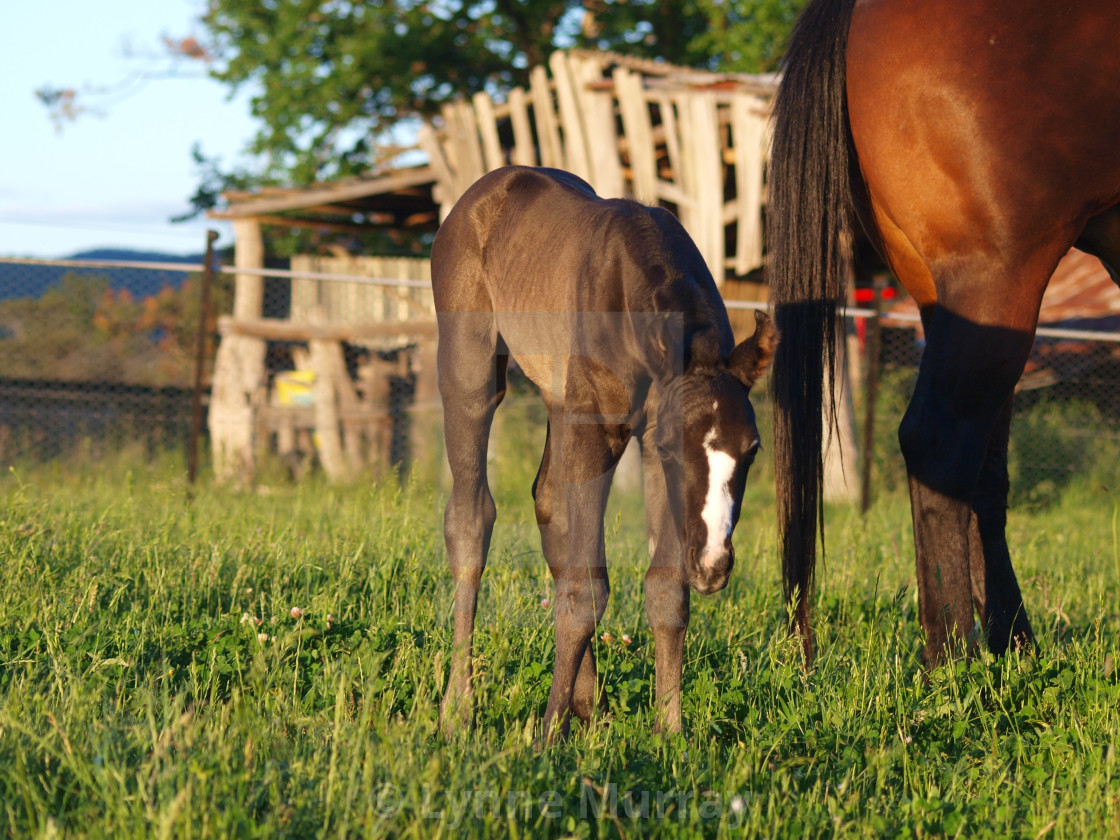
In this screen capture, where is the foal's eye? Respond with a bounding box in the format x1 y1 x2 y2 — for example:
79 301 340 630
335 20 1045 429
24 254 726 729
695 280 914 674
745 439 762 462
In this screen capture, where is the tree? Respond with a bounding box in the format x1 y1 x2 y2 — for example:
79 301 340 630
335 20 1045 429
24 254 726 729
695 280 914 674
198 1 805 192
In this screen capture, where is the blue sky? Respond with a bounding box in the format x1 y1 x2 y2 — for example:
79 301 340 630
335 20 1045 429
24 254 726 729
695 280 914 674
0 1 260 258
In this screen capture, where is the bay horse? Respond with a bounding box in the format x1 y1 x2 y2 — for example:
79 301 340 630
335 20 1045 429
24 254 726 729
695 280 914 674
433 166 777 739
770 0 1120 665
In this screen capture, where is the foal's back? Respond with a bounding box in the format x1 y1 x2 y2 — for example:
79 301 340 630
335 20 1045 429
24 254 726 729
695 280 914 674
432 166 712 317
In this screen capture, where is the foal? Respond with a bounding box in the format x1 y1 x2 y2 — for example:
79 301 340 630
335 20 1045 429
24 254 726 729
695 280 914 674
433 166 776 739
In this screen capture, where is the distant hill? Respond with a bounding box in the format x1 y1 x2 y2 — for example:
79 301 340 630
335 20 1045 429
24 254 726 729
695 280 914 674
69 248 205 264
0 248 206 302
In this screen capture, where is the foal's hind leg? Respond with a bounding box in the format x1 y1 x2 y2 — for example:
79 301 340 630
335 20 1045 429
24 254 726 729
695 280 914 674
438 316 508 735
966 397 1036 654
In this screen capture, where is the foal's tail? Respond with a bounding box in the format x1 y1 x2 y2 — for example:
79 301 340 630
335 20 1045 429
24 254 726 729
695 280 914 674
768 0 860 664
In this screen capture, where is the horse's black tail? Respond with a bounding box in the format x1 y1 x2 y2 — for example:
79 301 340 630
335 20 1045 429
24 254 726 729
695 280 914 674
768 0 859 665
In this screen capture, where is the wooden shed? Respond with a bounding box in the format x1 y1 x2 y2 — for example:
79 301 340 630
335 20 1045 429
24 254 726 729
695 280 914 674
207 50 778 484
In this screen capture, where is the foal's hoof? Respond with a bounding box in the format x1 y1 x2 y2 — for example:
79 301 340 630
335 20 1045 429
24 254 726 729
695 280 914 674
533 715 571 750
439 692 474 738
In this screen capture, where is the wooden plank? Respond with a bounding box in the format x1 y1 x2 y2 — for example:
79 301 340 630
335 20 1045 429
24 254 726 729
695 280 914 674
673 94 700 247
417 123 457 218
696 92 726 284
676 93 724 282
215 167 436 218
231 219 264 320
218 315 437 342
572 54 624 197
657 180 694 209
308 337 350 481
473 91 506 171
653 95 684 202
731 94 767 274
613 67 658 203
438 103 464 199
549 51 591 180
508 87 537 166
453 99 486 194
530 65 563 168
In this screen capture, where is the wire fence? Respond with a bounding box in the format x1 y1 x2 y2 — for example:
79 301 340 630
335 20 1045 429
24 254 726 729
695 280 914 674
0 248 1118 509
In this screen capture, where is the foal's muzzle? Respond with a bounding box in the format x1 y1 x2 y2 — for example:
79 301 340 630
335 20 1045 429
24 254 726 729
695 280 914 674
686 543 734 595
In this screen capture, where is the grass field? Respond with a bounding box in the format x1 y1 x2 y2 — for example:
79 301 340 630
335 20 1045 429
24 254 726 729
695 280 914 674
2 402 1119 838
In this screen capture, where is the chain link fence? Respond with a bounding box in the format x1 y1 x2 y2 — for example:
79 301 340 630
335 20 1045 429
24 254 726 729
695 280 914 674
0 249 1117 508
0 256 215 467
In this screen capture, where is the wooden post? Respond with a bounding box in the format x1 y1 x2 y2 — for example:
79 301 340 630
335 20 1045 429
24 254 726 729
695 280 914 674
208 218 266 485
507 87 537 167
676 93 724 283
572 54 624 198
410 337 441 480
308 335 351 482
530 65 564 169
613 68 658 203
549 51 591 181
731 94 767 275
418 122 457 219
473 91 505 172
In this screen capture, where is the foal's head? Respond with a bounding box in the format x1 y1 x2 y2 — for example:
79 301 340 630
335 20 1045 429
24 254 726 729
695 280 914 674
657 312 778 595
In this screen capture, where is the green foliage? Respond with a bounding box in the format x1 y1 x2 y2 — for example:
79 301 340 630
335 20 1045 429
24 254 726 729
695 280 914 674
688 0 811 72
1 427 1119 836
1009 397 1120 509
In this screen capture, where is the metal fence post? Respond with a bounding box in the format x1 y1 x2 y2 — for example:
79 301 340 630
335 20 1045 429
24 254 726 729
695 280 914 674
188 230 219 485
859 277 885 514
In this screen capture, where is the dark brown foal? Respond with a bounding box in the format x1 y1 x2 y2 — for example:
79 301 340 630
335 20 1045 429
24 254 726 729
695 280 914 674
433 166 776 739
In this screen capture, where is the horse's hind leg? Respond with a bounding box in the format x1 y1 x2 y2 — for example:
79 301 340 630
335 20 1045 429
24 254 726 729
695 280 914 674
438 314 508 735
966 397 1036 654
898 263 1047 665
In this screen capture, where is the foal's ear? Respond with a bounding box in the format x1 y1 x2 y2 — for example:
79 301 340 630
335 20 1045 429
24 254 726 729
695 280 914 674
728 311 779 388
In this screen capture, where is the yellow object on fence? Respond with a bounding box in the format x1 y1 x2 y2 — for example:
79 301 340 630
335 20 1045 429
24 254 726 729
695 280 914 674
274 370 316 407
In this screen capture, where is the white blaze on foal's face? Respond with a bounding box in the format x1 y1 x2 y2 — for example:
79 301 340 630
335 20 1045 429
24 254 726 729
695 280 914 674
700 424 736 570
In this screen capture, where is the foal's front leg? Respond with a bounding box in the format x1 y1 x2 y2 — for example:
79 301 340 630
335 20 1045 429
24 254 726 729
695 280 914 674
538 427 620 741
639 426 690 734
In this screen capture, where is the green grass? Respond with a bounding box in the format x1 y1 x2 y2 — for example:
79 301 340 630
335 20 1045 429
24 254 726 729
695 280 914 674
1 407 1119 838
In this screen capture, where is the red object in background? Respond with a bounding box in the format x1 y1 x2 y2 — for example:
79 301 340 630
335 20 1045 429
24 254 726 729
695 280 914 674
852 286 897 347
853 286 897 304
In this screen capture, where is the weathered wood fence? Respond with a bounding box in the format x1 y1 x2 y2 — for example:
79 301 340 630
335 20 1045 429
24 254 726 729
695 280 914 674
420 51 775 282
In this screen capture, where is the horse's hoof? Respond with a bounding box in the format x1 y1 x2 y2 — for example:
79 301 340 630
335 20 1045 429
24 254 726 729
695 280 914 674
438 693 473 738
